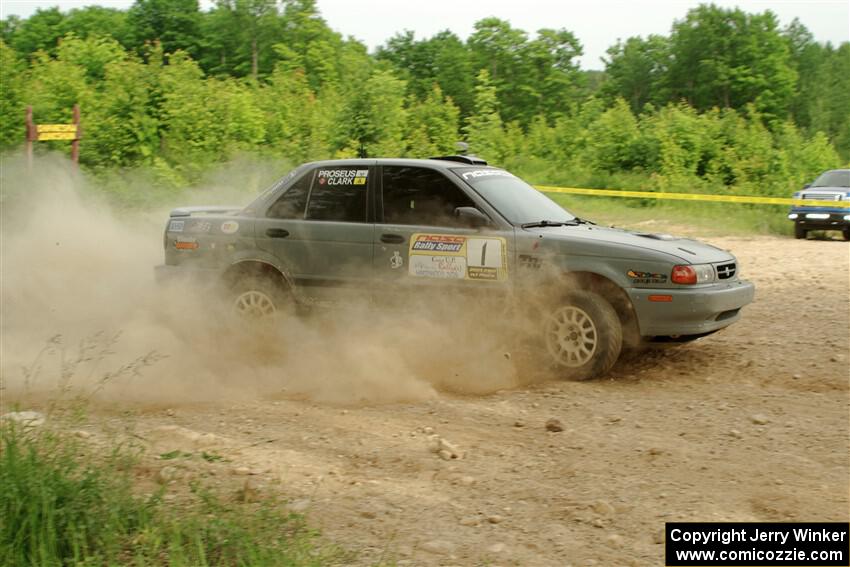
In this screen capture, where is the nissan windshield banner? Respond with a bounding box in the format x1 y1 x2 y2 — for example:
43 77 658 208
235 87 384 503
665 522 849 566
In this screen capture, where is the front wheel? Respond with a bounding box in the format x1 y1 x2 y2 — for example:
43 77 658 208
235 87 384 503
543 291 623 380
843 227 850 241
794 223 807 239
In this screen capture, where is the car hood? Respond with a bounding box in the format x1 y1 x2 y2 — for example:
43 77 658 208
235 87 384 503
525 224 734 264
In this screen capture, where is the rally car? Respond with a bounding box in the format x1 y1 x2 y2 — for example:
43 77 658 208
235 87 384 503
787 169 850 240
155 156 755 380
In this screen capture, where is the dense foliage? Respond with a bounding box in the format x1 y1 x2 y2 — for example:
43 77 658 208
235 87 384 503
1 0 846 196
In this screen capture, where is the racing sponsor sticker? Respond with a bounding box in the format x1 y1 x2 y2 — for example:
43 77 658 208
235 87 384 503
317 169 368 186
168 220 185 232
408 233 508 281
460 169 515 180
220 221 239 234
188 220 212 233
627 269 667 284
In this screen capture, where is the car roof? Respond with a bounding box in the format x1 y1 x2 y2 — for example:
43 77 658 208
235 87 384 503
300 157 496 170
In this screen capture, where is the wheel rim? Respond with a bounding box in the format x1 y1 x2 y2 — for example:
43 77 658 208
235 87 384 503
233 290 277 319
544 305 598 367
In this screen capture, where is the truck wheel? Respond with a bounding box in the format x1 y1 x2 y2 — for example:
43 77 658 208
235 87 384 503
794 223 807 239
843 228 850 241
543 291 623 380
231 276 290 321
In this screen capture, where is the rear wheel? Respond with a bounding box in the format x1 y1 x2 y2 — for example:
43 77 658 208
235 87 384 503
794 223 807 239
231 276 291 321
543 291 622 380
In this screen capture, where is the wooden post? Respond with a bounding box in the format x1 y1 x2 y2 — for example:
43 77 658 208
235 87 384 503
71 104 81 166
25 106 35 171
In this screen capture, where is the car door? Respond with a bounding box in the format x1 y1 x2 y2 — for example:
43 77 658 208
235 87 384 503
256 163 375 304
373 164 516 303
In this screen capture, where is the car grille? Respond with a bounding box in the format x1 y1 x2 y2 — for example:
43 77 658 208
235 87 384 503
802 192 842 201
716 262 736 280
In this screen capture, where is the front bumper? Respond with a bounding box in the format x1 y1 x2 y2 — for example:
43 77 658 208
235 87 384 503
628 279 755 337
788 211 849 230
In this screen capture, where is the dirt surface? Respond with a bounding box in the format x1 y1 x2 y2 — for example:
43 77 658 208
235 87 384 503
45 235 844 567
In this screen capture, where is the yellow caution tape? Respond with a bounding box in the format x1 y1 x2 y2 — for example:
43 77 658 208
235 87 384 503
535 185 850 209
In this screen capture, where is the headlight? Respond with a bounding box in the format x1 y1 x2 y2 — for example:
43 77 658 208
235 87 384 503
671 264 715 285
844 214 850 221
788 213 798 219
805 213 829 219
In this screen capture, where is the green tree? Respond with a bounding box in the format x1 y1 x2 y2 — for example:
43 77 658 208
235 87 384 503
468 18 532 124
0 40 25 149
81 55 161 168
464 69 504 162
404 85 460 157
55 34 126 82
127 0 202 57
667 5 797 120
583 98 642 172
58 6 132 47
201 0 281 80
602 35 670 113
5 7 65 56
337 68 407 157
524 28 584 118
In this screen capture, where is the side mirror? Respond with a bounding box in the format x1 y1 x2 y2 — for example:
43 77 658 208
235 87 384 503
454 206 490 228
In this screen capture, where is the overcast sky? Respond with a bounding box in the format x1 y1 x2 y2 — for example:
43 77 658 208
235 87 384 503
2 0 848 70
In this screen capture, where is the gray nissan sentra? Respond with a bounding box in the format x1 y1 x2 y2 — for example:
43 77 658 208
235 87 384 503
156 156 755 380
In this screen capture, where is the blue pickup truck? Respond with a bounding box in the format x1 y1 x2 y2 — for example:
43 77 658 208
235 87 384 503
787 169 850 240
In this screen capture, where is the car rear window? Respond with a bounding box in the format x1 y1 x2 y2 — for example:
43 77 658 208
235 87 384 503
305 167 369 223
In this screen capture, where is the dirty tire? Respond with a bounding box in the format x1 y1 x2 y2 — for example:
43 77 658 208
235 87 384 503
543 291 622 381
230 276 291 321
794 224 807 239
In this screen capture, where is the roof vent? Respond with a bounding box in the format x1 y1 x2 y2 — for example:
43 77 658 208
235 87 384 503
429 155 488 166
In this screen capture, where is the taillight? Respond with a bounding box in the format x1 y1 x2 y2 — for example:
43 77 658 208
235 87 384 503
671 265 697 284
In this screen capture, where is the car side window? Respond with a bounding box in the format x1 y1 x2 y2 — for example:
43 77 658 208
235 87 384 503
382 166 476 226
266 170 313 218
305 167 369 223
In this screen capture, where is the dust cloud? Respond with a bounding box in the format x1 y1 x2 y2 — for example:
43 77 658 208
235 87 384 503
1 154 524 409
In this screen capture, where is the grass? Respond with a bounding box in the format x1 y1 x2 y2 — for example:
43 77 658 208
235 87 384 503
0 420 341 566
2 331 342 566
546 193 795 237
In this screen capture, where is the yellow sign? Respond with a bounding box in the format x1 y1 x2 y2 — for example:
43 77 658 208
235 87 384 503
535 185 850 209
35 123 78 141
37 124 77 133
38 132 77 141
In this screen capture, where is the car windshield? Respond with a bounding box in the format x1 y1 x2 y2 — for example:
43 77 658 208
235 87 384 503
811 170 850 188
452 167 576 225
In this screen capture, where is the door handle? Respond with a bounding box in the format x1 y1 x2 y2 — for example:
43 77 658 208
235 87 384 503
265 228 290 238
380 233 405 244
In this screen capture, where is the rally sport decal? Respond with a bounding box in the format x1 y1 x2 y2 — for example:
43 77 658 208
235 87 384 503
408 234 508 281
